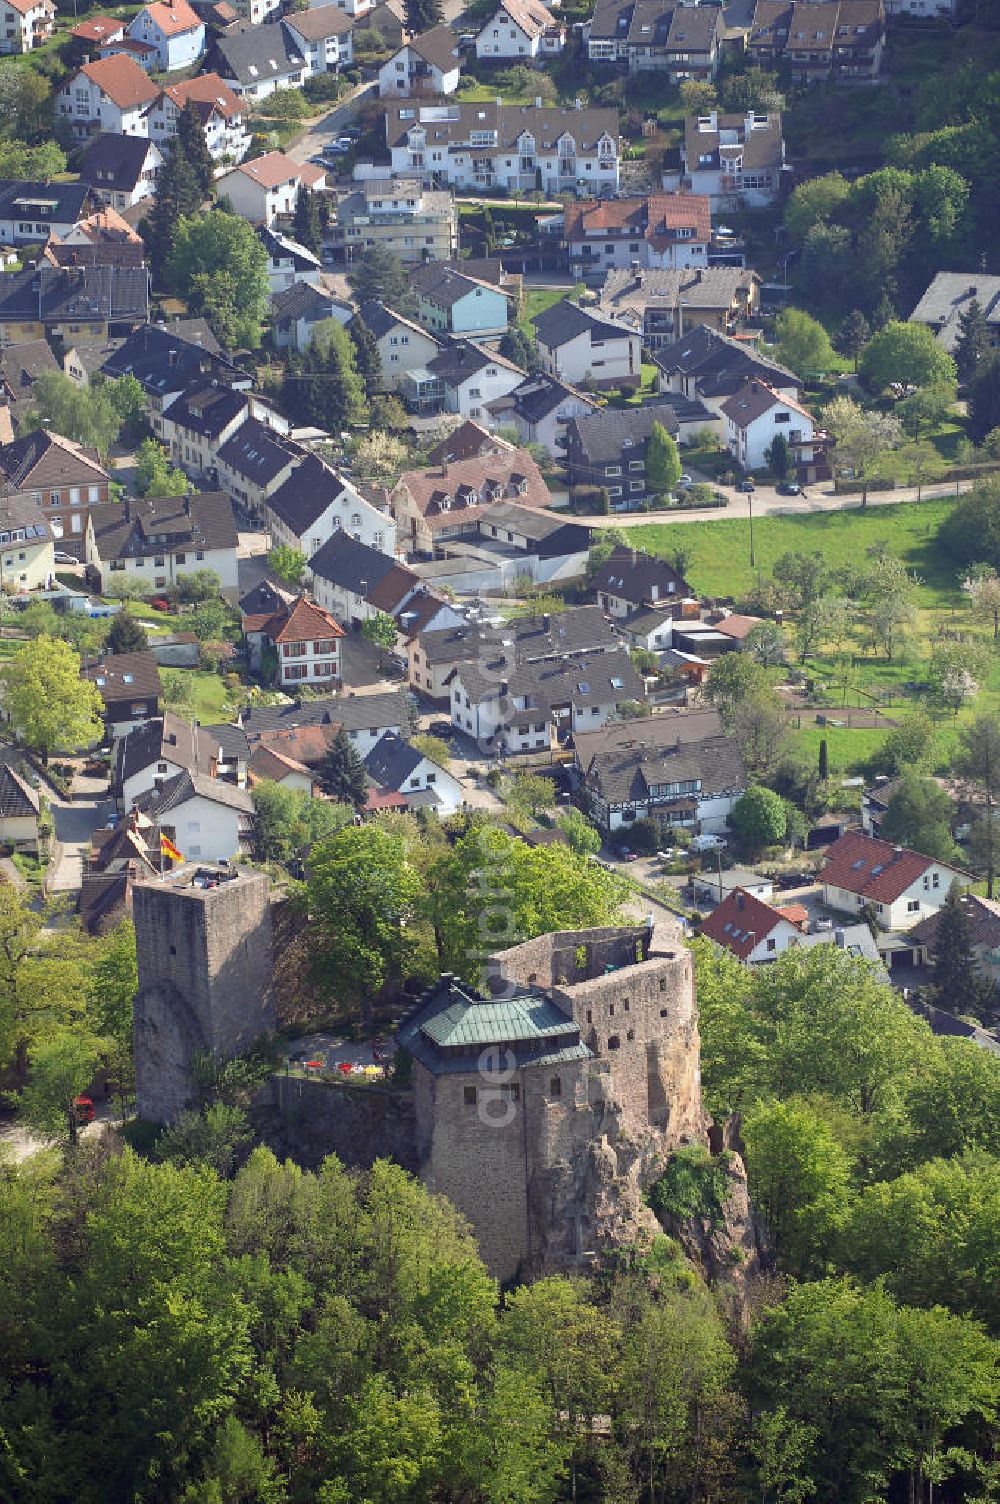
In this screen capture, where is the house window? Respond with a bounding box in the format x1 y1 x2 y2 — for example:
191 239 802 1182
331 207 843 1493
464 1085 477 1105
907 899 920 912
550 1076 561 1098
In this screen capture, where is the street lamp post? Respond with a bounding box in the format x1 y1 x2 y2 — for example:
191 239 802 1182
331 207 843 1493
748 488 755 570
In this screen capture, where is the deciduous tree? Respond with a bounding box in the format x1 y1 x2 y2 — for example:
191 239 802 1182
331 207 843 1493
823 395 902 504
880 771 959 863
859 320 957 392
1 636 103 759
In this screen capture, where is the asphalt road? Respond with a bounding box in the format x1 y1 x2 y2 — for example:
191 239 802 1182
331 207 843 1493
560 479 966 528
286 80 377 166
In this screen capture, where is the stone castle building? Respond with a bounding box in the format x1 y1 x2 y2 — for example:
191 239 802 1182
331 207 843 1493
398 919 706 1280
133 866 275 1125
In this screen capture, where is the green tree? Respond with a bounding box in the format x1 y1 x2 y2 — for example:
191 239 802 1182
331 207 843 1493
835 309 871 371
176 100 215 199
645 421 681 498
729 784 787 851
765 431 792 479
929 881 987 1016
772 307 836 376
505 772 554 817
499 324 541 374
134 438 189 499
360 611 397 668
704 651 771 720
17 1026 103 1144
167 211 270 349
349 315 383 397
1 636 103 758
405 0 442 32
818 737 829 779
267 545 306 586
292 183 322 256
823 394 902 504
785 171 851 243
896 380 956 438
282 320 367 432
743 1098 854 1276
145 136 204 274
347 241 414 311
967 349 1000 442
88 918 138 1106
954 296 991 384
954 715 1000 898
25 372 123 458
890 436 948 500
880 772 959 863
859 320 958 391
718 65 781 112
773 549 829 606
556 806 601 856
321 725 369 806
105 612 149 656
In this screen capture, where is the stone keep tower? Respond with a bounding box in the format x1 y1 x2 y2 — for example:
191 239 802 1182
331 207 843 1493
133 867 275 1125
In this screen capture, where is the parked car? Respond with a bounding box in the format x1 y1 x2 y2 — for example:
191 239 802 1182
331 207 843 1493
618 848 639 862
736 479 755 493
53 551 78 565
150 596 171 612
679 472 693 485
428 720 453 737
776 480 801 495
691 833 727 852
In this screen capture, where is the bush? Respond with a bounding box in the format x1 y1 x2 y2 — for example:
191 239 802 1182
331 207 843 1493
648 1145 732 1230
302 74 343 104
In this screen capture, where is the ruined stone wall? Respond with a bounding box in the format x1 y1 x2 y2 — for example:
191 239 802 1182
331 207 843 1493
257 1074 418 1173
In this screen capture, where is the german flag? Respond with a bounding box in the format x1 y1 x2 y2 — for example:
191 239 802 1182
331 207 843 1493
160 833 183 864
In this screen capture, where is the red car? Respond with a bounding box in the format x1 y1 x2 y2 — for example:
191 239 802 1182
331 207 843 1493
72 1096 95 1125
150 596 171 612
619 849 639 862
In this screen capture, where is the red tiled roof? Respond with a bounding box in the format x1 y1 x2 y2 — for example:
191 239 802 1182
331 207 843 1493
364 786 408 812
233 151 302 190
776 903 809 928
71 14 123 40
248 743 314 783
162 72 242 121
818 830 967 905
564 193 711 246
257 724 338 767
271 596 343 645
139 0 201 35
701 887 786 960
80 54 161 108
714 613 762 641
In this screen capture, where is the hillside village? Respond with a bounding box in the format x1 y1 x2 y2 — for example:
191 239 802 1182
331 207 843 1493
2 0 1000 1496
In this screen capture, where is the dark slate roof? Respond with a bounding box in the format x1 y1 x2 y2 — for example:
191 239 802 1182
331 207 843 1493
0 763 38 819
654 323 797 394
354 299 432 343
162 381 248 440
216 417 300 486
0 264 149 328
410 261 501 309
0 180 90 227
584 731 746 806
478 499 587 544
532 299 632 350
239 688 404 739
258 224 321 272
307 530 399 595
592 544 691 603
271 281 339 324
81 649 162 707
453 646 643 716
420 603 620 666
567 403 680 464
397 975 590 1074
89 491 238 564
101 322 246 396
267 453 354 535
203 722 250 761
209 19 306 85
0 339 59 393
80 132 159 194
364 731 446 790
503 373 594 424
133 767 253 817
426 339 524 386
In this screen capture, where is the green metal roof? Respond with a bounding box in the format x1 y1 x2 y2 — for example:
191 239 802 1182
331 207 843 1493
419 991 579 1049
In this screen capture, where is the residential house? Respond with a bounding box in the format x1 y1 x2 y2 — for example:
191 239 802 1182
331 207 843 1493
365 731 464 813
0 181 91 248
425 417 512 465
654 323 799 420
818 830 973 931
69 14 125 48
82 649 163 739
485 372 598 457
409 339 525 418
532 300 640 390
260 225 323 292
562 404 690 507
58 55 161 139
79 133 162 211
0 262 149 347
0 0 53 53
0 492 57 590
265 452 396 557
0 429 109 552
587 0 724 78
245 591 344 689
0 762 40 850
410 262 510 339
46 204 143 256
283 4 354 72
378 25 462 97
0 339 59 428
146 73 251 163
272 282 350 351
247 742 317 793
910 273 1000 355
413 602 621 703
240 688 407 758
384 101 620 197
159 381 251 479
126 0 205 70
702 887 882 967
101 322 250 438
599 265 760 348
390 443 551 558
475 0 564 58
86 490 240 591
307 530 418 625
208 21 308 100
79 809 158 934
215 152 324 227
667 110 785 211
330 179 458 266
747 0 884 79
239 577 295 667
449 646 643 753
592 545 692 617
578 713 746 833
113 710 245 807
562 193 712 276
214 417 302 518
352 301 442 390
885 0 955 15
418 500 591 592
720 378 818 475
356 0 405 46
910 894 1000 981
132 769 253 861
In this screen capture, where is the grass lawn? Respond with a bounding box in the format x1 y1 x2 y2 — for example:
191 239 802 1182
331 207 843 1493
523 284 581 322
623 496 962 610
167 671 229 724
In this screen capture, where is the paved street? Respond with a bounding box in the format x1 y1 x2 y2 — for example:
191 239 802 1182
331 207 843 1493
560 478 966 529
47 770 113 896
286 80 377 166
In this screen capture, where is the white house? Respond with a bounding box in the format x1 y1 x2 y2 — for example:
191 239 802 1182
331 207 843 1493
364 732 465 814
58 55 161 139
0 0 54 54
720 379 817 473
265 452 396 557
253 593 345 690
78 133 164 213
353 301 441 391
248 742 316 793
283 5 354 72
147 74 251 163
133 769 253 862
114 712 224 808
126 0 204 70
378 25 461 97
86 492 240 593
475 0 565 59
215 152 324 226
421 340 526 420
819 831 974 932
0 763 39 850
484 373 598 456
532 299 641 391
702 887 883 969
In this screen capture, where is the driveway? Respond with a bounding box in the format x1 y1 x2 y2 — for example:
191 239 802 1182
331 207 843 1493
47 769 113 896
286 79 377 166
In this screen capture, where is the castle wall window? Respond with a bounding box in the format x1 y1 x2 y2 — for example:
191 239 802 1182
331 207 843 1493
550 1076 561 1098
608 1035 620 1050
464 1085 477 1105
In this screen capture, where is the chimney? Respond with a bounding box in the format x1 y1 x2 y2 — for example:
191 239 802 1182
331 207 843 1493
893 845 903 860
500 679 508 695
695 269 703 282
183 495 190 517
122 496 130 522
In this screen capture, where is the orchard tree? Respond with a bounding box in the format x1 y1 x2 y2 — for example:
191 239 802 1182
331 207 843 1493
2 636 103 759
963 563 1000 639
954 715 1000 897
859 320 957 392
823 395 902 504
645 420 681 498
